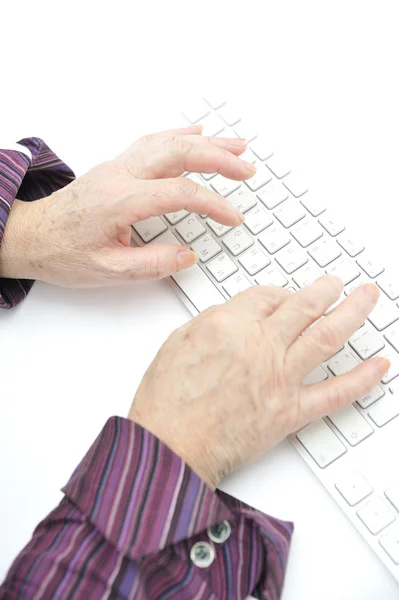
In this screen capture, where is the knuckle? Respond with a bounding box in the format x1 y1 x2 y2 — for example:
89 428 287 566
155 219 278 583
143 252 165 280
314 319 342 353
296 294 322 322
201 307 232 333
326 381 348 412
175 176 198 198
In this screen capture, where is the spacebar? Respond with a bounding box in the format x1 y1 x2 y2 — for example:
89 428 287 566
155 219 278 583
172 265 225 312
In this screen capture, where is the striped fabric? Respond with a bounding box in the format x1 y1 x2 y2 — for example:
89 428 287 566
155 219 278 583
0 139 74 308
0 418 293 599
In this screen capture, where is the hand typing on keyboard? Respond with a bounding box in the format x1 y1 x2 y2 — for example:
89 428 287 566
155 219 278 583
0 125 254 287
129 276 388 489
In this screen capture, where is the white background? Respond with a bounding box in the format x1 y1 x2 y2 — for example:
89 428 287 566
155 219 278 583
1 1 399 598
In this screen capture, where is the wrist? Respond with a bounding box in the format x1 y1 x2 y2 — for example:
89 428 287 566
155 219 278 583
0 198 48 280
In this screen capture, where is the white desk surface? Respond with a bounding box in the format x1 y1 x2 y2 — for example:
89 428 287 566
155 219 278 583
2 1 399 598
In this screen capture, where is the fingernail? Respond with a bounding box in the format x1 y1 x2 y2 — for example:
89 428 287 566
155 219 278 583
235 209 245 223
243 160 256 174
227 138 248 148
176 249 198 271
376 357 390 376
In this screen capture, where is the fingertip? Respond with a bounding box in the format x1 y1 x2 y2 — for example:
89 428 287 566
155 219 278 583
176 248 198 271
374 356 391 377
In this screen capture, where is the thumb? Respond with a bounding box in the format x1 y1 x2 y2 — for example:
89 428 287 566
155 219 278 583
119 244 198 280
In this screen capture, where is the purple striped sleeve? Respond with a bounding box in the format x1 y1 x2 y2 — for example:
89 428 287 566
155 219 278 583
0 138 74 309
0 417 293 599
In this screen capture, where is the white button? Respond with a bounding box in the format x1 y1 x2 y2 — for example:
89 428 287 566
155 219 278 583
228 188 257 213
223 227 253 256
133 217 167 242
244 165 273 192
207 253 238 282
239 246 270 276
258 224 291 254
207 520 232 544
296 419 347 468
244 206 273 235
257 181 288 209
223 272 252 297
303 366 328 385
385 483 399 512
380 524 399 564
255 265 288 288
357 385 384 409
190 541 216 568
357 497 396 535
335 471 373 506
175 215 206 243
328 404 373 446
211 174 241 197
191 234 221 263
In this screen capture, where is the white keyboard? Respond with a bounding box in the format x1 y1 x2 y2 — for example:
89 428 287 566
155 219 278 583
130 97 399 583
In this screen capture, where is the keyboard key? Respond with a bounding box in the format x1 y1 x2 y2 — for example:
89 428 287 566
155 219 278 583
172 264 225 312
380 525 399 564
357 253 384 278
337 233 365 257
377 273 399 301
257 181 289 209
308 238 342 267
149 230 182 248
249 136 274 161
176 215 206 243
258 224 291 254
255 265 288 288
233 119 257 142
211 175 241 197
244 165 273 192
300 193 326 217
164 209 190 225
182 99 210 123
385 484 399 512
303 365 328 385
369 393 399 426
133 216 167 242
293 263 323 288
203 95 225 110
228 188 257 213
223 272 252 297
291 218 324 248
357 385 385 409
275 244 308 274
357 497 395 535
266 155 291 179
335 471 373 506
325 258 360 286
384 323 399 353
319 212 345 237
274 200 306 228
223 228 253 256
191 234 221 262
349 328 385 359
217 104 241 126
327 350 358 376
328 405 373 446
207 253 238 282
368 299 399 331
201 172 217 181
296 419 347 468
206 219 233 237
239 246 271 276
199 112 225 137
244 207 273 235
282 172 308 198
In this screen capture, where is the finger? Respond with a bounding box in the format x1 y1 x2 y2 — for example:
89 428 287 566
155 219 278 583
108 244 198 281
287 283 380 376
269 275 344 346
299 356 389 422
227 285 293 318
127 177 244 226
159 125 203 136
125 135 255 180
177 134 248 156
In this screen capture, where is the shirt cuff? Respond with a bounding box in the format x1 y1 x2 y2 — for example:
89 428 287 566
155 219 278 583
63 416 293 598
0 137 75 309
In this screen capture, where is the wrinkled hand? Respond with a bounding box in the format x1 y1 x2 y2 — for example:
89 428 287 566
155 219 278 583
129 277 389 489
0 125 254 286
